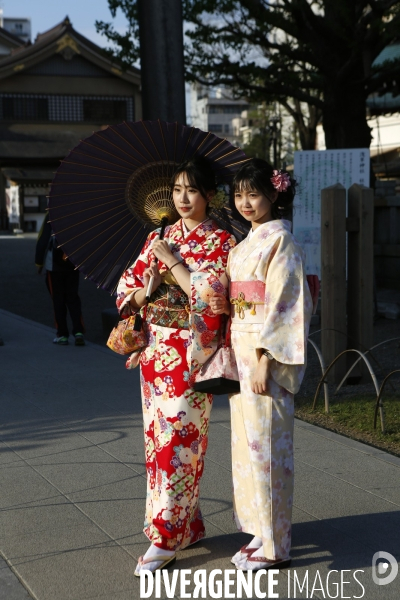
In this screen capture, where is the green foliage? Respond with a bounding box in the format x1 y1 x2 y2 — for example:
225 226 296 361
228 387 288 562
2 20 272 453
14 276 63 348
95 0 140 66
240 104 273 160
243 133 271 161
96 1 400 148
296 393 400 455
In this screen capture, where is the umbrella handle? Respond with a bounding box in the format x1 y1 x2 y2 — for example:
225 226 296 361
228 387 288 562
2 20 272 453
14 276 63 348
145 276 155 302
145 216 169 302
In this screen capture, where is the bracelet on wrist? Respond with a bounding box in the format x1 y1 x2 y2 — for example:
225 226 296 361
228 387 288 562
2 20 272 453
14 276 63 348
261 349 274 360
169 260 182 271
128 289 140 309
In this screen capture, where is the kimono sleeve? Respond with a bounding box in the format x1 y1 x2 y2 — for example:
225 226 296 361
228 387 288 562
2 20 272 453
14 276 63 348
116 231 156 318
189 231 235 372
257 234 312 366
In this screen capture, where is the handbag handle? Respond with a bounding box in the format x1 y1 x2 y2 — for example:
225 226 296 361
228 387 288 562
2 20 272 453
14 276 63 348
218 314 232 348
118 289 148 323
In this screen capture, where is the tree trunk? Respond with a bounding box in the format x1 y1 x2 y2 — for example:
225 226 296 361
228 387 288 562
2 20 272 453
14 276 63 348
297 120 317 151
283 100 321 151
322 84 372 149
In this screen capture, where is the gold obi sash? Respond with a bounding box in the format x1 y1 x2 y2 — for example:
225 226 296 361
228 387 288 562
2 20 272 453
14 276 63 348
230 281 265 324
146 284 190 329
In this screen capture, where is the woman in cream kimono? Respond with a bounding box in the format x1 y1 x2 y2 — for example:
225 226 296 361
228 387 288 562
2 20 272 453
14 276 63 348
116 158 236 576
210 158 313 571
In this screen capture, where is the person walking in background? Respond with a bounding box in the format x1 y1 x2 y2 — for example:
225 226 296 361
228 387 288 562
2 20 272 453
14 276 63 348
35 212 85 346
210 158 313 571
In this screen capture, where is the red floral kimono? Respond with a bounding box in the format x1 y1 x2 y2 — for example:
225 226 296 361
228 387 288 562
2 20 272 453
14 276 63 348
116 218 235 550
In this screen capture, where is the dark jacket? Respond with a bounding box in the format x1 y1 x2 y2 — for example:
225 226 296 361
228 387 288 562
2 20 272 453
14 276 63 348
35 212 75 272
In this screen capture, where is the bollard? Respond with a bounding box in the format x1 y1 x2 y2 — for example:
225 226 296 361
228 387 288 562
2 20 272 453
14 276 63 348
347 184 374 382
321 183 347 383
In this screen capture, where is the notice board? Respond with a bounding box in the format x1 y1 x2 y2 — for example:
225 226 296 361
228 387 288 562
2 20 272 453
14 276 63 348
293 149 370 277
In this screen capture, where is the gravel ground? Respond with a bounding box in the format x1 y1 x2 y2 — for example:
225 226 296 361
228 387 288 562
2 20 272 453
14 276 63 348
1 231 400 396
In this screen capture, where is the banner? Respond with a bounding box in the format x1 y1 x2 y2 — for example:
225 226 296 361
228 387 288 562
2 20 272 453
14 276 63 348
6 185 20 224
293 149 370 277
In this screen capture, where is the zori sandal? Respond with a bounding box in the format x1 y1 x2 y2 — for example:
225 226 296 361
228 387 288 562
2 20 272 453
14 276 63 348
236 555 292 572
134 553 176 577
231 544 258 565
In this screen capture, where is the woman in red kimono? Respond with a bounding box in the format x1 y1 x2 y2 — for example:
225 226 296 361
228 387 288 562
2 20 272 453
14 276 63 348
116 158 236 575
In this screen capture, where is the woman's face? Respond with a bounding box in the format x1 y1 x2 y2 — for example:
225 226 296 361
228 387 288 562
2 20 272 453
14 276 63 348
172 173 210 224
234 185 277 229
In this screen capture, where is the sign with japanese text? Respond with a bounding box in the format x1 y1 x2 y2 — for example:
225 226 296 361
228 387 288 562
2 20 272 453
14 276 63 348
293 149 370 277
24 196 39 208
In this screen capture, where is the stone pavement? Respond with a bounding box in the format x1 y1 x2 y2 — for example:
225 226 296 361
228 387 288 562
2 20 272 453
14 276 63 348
0 308 399 600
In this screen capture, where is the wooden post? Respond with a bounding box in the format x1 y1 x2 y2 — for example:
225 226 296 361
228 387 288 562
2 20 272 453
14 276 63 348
321 184 347 383
347 184 374 381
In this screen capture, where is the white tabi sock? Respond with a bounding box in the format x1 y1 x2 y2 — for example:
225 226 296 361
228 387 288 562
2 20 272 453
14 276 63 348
135 543 175 575
247 536 263 549
144 544 175 560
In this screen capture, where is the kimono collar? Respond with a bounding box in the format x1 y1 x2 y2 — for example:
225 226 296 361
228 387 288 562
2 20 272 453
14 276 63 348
247 219 291 242
181 217 210 239
173 217 213 241
235 219 291 266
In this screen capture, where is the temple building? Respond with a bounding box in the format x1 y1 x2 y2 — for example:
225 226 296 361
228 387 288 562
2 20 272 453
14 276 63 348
0 16 141 232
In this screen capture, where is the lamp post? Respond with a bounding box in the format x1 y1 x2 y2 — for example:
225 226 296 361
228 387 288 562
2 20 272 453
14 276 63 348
269 116 280 167
137 0 186 124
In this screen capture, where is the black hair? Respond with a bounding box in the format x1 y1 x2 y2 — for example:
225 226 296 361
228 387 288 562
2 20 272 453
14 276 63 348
233 158 296 220
170 157 217 204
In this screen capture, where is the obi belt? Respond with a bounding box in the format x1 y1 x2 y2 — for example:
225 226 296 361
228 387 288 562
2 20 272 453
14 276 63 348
230 276 320 325
230 281 266 324
145 284 190 329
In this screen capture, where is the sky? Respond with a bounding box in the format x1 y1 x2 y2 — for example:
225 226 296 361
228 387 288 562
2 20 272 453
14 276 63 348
1 0 128 47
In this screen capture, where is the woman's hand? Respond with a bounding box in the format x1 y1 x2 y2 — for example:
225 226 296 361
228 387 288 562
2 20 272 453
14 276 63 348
209 292 230 315
143 262 162 292
251 354 271 395
152 238 175 267
128 261 161 309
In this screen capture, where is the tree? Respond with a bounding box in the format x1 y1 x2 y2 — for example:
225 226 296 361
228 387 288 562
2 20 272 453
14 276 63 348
237 103 274 161
96 1 140 67
96 0 400 149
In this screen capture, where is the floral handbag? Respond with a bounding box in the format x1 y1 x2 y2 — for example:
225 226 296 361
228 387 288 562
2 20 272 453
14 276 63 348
193 317 240 395
107 313 147 356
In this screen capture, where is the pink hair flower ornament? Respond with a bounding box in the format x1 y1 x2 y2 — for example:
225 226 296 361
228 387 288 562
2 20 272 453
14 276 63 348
270 169 291 192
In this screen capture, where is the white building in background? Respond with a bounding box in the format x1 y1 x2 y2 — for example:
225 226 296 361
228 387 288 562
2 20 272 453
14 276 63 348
316 113 400 157
232 104 297 166
189 84 249 144
367 113 400 158
0 10 31 44
189 84 298 165
232 110 255 145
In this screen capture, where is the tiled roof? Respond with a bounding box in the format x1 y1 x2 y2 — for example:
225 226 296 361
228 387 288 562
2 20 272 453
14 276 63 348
1 167 55 184
373 43 400 67
0 124 98 160
0 16 140 82
0 25 26 47
367 92 400 112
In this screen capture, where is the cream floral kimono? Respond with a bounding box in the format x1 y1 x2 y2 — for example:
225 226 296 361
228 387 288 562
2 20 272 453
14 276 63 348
227 219 312 561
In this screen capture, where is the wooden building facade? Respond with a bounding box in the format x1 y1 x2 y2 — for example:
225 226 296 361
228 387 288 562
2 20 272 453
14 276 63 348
0 17 141 232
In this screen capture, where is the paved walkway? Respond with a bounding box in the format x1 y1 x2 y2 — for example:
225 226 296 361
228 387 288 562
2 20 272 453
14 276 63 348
0 308 399 600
